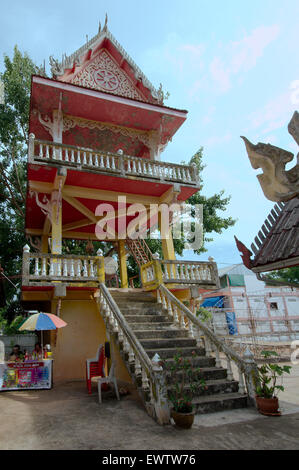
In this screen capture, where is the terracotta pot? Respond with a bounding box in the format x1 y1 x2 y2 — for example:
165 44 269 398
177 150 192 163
256 396 280 415
171 410 195 429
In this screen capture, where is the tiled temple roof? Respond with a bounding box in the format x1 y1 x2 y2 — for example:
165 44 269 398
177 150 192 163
235 198 299 272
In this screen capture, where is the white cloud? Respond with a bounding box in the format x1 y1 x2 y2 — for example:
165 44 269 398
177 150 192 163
178 44 205 59
248 90 297 135
141 24 280 100
208 25 280 93
230 25 280 74
141 33 205 82
202 105 216 124
204 132 232 148
209 57 231 93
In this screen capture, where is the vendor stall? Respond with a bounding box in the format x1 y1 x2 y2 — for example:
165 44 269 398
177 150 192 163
0 359 53 391
0 311 65 392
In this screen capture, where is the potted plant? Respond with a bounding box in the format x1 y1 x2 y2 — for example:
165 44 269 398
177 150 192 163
255 350 292 416
163 350 206 429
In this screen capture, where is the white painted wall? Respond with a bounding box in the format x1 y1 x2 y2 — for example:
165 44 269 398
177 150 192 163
232 296 248 318
286 297 299 315
248 296 268 319
267 297 285 317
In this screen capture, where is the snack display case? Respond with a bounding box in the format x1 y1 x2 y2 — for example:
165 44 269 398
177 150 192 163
0 359 53 391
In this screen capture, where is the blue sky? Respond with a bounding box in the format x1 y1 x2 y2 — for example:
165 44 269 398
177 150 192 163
1 0 298 268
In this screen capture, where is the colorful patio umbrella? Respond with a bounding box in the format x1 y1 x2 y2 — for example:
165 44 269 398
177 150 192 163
18 312 67 352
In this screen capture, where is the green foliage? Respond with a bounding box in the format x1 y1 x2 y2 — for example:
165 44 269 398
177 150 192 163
0 305 26 334
1 299 25 324
196 306 212 323
256 350 292 399
0 46 38 316
62 238 108 256
265 267 299 285
184 148 236 254
2 314 25 335
163 350 206 413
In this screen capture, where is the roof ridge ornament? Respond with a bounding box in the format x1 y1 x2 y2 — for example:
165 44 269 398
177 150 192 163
49 16 161 103
98 13 108 35
241 111 299 202
103 13 108 33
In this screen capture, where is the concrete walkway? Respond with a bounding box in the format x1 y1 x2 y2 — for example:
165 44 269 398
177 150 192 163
0 374 299 450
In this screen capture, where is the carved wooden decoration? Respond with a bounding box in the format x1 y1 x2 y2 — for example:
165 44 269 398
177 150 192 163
234 236 253 269
241 111 299 202
72 50 144 101
49 17 163 104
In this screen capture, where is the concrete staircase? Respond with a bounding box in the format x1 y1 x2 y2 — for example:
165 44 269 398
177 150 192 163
110 289 248 414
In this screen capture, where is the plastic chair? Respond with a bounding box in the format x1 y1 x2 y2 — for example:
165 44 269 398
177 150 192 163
94 361 120 403
86 344 106 394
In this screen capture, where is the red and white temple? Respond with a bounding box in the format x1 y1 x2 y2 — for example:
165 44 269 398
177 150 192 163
19 20 244 424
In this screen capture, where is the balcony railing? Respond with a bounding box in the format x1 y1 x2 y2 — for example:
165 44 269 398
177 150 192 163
28 134 199 186
140 259 220 290
22 247 105 286
160 260 218 285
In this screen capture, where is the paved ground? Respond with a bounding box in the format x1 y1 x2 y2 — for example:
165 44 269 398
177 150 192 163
1 364 299 450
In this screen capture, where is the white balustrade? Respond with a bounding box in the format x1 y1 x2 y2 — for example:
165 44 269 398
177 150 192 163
31 137 199 186
226 357 234 381
238 367 246 394
157 284 259 406
160 261 217 286
97 283 170 425
134 358 142 376
141 369 150 390
23 251 102 284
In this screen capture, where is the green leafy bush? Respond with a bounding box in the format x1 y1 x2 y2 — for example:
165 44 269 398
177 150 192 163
196 306 212 323
256 350 292 399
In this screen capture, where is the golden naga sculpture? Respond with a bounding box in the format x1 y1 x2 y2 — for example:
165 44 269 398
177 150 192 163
241 111 299 202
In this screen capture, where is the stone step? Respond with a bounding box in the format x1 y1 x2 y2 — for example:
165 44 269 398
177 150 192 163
110 289 248 417
165 367 227 384
129 322 174 330
192 392 248 414
145 346 206 360
163 355 215 367
140 337 197 350
167 379 239 397
111 292 156 303
134 328 189 340
125 315 170 323
116 304 164 314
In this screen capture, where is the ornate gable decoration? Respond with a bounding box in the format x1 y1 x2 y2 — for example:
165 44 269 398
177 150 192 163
49 16 165 105
72 50 144 101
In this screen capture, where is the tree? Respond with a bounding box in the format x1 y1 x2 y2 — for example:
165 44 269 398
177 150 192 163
266 267 299 285
0 46 39 319
184 148 235 255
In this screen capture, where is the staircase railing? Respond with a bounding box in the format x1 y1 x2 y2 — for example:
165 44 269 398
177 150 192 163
97 283 170 424
157 284 259 406
126 238 153 267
